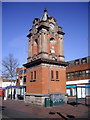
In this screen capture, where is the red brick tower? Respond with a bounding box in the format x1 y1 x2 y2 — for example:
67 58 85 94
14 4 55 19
24 9 68 106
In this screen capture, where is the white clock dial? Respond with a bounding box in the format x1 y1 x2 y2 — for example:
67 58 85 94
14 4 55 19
49 23 54 29
34 28 37 34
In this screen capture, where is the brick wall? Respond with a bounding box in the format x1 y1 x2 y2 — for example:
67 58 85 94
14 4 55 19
66 63 90 81
26 65 66 94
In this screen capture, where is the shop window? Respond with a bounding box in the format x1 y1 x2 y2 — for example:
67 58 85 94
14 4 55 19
66 89 71 96
56 71 58 80
70 88 73 96
51 70 54 80
72 88 76 96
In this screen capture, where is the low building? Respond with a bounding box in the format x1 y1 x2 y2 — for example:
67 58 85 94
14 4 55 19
15 67 26 100
0 73 26 100
66 56 90 99
0 76 16 99
16 56 90 100
0 76 16 88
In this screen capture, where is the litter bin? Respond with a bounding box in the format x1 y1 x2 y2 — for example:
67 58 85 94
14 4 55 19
45 98 50 107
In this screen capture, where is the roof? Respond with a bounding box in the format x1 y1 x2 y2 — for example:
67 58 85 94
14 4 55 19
66 56 90 63
0 76 16 82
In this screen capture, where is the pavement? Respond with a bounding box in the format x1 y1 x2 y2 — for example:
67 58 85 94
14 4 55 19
1 99 90 119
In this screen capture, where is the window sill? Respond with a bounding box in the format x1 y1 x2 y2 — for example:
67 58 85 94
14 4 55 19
51 79 59 81
51 79 55 81
30 79 36 82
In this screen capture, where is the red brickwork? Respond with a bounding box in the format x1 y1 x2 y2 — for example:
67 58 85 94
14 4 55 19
67 63 90 72
26 66 66 94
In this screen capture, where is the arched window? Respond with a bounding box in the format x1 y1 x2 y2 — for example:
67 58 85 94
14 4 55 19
50 37 56 44
34 39 38 45
50 37 55 41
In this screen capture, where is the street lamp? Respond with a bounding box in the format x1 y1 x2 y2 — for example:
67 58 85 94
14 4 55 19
10 75 13 100
76 85 78 106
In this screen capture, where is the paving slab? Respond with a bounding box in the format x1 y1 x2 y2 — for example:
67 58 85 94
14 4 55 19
1 99 89 119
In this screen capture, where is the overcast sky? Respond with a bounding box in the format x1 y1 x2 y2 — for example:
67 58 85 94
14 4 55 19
2 2 88 67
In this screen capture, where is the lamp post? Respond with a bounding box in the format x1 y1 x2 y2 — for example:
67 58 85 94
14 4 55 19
85 86 87 105
10 75 13 100
76 85 78 106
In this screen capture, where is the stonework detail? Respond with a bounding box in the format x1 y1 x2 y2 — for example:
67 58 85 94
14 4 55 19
27 9 65 62
25 95 48 106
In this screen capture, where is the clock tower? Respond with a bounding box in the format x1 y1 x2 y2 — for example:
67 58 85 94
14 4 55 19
24 9 68 106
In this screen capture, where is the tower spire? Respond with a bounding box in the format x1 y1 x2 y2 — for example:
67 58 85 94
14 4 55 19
41 8 48 21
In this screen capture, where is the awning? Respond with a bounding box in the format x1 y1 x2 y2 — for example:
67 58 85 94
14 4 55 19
85 84 90 87
5 85 25 89
66 85 76 88
66 84 90 88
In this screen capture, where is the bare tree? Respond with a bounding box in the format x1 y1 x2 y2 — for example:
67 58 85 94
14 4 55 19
2 54 19 78
2 54 19 99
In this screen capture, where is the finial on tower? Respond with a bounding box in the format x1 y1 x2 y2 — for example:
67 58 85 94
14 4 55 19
41 8 48 21
44 8 47 12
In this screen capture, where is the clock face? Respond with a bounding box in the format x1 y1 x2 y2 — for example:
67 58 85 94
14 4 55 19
49 23 54 30
34 28 37 34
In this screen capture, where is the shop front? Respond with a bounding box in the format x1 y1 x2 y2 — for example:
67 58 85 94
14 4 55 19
3 85 26 101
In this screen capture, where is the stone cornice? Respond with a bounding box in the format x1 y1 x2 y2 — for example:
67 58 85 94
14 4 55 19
23 58 69 68
25 93 66 96
38 25 49 32
57 31 65 35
